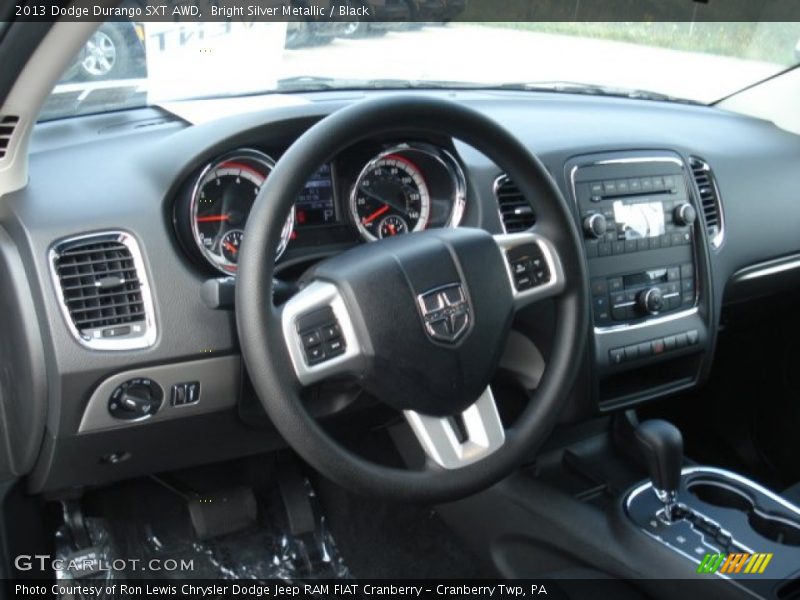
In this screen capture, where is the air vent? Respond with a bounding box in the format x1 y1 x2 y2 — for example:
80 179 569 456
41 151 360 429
690 157 724 248
0 115 20 160
494 175 536 233
50 232 156 350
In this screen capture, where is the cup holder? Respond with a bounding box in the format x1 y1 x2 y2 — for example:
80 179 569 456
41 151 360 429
688 479 800 547
689 482 753 511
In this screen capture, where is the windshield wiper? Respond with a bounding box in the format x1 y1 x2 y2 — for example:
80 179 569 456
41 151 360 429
495 81 701 105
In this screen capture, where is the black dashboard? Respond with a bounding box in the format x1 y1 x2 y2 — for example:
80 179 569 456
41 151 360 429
2 89 800 494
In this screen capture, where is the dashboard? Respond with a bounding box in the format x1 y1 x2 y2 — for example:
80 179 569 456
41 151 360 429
3 89 800 494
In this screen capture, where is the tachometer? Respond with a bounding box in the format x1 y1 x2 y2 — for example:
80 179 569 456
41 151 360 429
190 149 293 275
351 153 431 242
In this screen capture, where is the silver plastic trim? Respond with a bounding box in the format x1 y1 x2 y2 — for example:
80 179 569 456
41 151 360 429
690 157 726 249
568 154 701 334
494 232 567 309
493 173 536 235
48 231 157 351
78 355 240 433
404 386 505 470
593 307 699 335
350 143 467 242
280 281 365 386
732 254 800 283
189 148 294 276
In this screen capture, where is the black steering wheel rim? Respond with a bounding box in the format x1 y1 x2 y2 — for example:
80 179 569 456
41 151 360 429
236 95 588 503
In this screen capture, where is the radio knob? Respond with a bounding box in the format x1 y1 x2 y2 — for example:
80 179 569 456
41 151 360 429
583 213 607 239
637 287 664 315
674 203 696 226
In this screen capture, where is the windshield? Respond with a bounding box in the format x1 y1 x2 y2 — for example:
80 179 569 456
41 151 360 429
42 21 800 120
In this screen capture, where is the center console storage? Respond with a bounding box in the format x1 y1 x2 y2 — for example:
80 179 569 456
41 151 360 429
566 151 713 410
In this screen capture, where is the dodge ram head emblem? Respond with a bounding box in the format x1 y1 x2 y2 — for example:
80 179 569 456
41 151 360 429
417 284 470 343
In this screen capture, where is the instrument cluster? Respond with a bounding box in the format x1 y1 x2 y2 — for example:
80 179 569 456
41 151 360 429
174 141 467 275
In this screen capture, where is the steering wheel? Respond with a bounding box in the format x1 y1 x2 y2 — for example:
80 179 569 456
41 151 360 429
236 95 588 503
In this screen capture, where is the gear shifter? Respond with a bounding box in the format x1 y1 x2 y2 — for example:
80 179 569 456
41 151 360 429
635 420 683 521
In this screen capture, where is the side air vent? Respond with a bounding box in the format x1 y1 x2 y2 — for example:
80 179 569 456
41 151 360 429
494 175 536 233
0 115 20 160
690 157 725 248
50 232 156 350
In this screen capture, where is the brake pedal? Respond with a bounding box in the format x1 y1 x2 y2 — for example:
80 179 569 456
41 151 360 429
187 486 258 541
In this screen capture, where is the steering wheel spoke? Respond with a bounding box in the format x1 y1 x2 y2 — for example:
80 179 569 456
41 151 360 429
494 231 567 311
404 387 505 470
280 280 365 386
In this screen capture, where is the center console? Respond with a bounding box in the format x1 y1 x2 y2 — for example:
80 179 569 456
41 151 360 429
567 151 712 410
627 421 800 598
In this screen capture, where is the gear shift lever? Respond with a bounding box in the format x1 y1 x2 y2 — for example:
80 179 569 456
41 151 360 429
635 420 683 521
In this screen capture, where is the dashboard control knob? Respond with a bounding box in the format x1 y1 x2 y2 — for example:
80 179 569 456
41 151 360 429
638 287 664 315
674 203 696 226
108 378 163 420
583 213 607 239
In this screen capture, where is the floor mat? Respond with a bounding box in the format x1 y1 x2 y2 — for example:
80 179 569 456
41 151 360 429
314 476 492 579
53 475 350 587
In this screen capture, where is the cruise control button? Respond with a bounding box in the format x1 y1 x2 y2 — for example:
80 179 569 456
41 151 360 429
321 324 341 341
301 330 322 348
306 345 325 364
324 338 346 357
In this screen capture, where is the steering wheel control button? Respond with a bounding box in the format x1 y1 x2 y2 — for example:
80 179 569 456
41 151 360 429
108 378 163 420
296 306 346 366
171 381 200 406
506 244 550 292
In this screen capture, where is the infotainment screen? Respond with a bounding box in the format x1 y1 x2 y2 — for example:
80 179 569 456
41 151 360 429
613 200 665 240
295 164 336 227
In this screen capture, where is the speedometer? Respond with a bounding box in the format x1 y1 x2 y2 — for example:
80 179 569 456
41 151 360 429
190 149 293 275
351 153 431 241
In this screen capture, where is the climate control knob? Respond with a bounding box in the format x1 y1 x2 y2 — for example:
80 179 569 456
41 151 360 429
637 287 664 315
583 213 607 239
674 203 696 226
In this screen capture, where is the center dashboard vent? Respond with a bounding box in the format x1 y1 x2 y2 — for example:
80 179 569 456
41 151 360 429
494 175 536 233
690 157 724 248
50 232 156 350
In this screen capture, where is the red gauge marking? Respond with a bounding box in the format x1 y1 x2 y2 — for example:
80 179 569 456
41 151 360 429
362 204 390 225
218 161 268 181
196 214 231 223
223 241 238 254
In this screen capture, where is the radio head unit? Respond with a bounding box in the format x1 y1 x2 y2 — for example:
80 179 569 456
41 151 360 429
571 158 698 329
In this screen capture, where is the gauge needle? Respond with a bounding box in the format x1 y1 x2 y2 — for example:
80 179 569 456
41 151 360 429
362 204 390 225
223 241 238 254
197 214 231 223
358 186 408 216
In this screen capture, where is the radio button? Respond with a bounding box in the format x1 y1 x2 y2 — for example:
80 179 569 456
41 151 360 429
598 242 612 256
603 181 617 194
617 179 630 194
624 240 638 253
629 179 642 193
641 177 653 191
